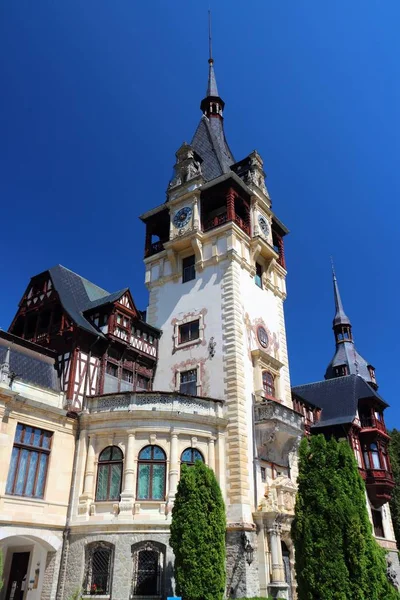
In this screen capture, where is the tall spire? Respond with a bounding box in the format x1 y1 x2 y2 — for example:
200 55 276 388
325 262 377 388
200 11 225 118
331 259 351 327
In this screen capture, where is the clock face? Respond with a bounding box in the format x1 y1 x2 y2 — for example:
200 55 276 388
173 206 192 229
257 326 269 349
258 215 270 237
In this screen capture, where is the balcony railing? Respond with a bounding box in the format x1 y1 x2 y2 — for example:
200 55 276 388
146 240 166 257
360 416 387 435
202 212 250 236
203 213 228 232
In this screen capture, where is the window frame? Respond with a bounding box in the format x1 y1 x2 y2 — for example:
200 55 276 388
179 368 198 396
95 446 124 502
178 320 200 345
180 448 204 467
371 508 385 538
136 445 167 501
173 312 205 350
255 262 263 288
84 542 114 596
262 370 275 399
6 423 53 499
182 254 196 283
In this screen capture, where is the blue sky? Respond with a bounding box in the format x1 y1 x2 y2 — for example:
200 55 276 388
1 1 399 425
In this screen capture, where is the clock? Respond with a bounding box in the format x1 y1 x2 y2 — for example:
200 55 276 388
173 206 192 229
258 215 270 238
257 326 269 349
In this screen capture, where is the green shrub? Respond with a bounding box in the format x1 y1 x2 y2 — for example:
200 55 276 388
292 435 400 600
170 461 226 600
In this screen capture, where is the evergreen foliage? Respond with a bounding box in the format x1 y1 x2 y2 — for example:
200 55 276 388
389 429 400 548
170 461 226 600
292 435 399 600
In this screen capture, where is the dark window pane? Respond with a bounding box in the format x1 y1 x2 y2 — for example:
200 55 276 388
152 464 165 500
15 449 29 495
109 464 122 500
24 426 33 444
96 464 109 501
42 431 52 449
99 447 112 461
25 451 39 496
137 464 150 499
182 255 196 283
33 428 42 447
153 447 166 460
6 447 19 493
35 453 48 497
139 446 152 460
14 423 23 443
181 449 192 462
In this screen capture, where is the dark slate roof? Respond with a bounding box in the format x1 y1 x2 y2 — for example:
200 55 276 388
332 273 351 327
292 374 387 429
85 289 128 311
48 265 110 337
206 60 219 97
0 332 60 392
191 116 235 182
325 341 373 383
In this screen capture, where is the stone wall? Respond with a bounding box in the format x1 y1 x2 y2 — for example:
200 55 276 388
62 531 174 600
226 530 260 598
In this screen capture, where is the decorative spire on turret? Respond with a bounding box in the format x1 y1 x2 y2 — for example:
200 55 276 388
325 262 377 388
200 11 225 118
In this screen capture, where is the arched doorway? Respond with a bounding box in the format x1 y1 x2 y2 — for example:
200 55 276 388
131 541 165 599
281 541 293 600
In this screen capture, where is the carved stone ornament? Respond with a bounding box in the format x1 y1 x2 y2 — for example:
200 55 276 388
245 150 269 197
169 143 202 189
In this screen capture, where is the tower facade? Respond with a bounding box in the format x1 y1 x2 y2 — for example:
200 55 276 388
141 55 300 598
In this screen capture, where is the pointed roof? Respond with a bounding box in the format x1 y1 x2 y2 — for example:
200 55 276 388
332 266 351 327
191 115 235 182
206 58 219 97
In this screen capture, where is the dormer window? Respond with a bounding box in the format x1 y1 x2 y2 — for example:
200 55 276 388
334 365 348 377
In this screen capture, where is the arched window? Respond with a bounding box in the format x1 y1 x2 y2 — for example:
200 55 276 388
137 446 166 500
181 448 204 466
132 542 165 597
84 542 114 595
96 446 123 501
262 371 275 398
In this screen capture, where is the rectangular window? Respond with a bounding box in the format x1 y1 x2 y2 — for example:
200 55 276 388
261 467 266 482
122 369 133 383
372 509 385 538
136 374 150 391
180 369 197 396
255 262 263 288
6 423 52 499
106 362 118 377
178 320 200 344
182 255 195 283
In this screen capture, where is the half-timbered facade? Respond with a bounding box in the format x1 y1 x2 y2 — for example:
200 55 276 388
9 265 161 411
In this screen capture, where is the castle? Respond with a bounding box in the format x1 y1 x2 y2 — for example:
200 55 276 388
0 48 397 600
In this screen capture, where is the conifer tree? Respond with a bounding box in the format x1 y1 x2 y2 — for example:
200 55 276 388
292 435 399 600
170 461 226 600
389 429 400 547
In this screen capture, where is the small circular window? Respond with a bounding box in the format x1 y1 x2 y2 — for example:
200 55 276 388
257 326 269 349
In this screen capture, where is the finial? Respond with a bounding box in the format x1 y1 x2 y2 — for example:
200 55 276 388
208 10 213 64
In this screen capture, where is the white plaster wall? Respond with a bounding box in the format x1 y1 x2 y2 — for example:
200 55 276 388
152 261 226 399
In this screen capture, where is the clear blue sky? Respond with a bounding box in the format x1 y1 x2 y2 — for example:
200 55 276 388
1 1 399 425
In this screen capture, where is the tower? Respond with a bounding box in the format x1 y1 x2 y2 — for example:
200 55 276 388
325 266 377 387
140 45 300 599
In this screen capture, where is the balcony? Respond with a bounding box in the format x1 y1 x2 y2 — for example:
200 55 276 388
359 415 389 438
202 211 250 236
254 399 303 465
360 468 395 507
146 240 166 257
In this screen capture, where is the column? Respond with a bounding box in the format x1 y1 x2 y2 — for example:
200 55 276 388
193 197 200 230
82 434 96 499
167 431 179 505
208 437 215 472
226 188 236 222
267 523 285 583
216 431 226 501
120 429 136 516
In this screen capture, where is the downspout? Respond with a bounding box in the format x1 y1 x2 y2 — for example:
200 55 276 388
56 413 81 600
